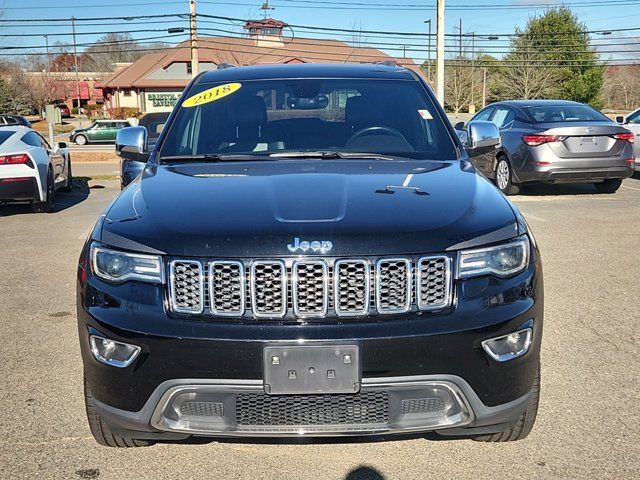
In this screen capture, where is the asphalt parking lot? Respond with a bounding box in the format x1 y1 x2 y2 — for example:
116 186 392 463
0 174 638 479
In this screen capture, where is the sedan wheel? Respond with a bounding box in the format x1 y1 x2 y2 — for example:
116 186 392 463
494 158 519 195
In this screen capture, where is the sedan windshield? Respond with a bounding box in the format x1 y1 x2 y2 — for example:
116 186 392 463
525 104 610 123
159 78 456 161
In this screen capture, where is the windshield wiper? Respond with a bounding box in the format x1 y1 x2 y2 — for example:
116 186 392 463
160 154 270 162
269 151 396 160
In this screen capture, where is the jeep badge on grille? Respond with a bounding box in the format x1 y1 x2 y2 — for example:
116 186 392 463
287 237 333 254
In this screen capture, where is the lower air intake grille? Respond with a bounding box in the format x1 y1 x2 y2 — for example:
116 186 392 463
401 397 446 414
179 401 224 417
236 391 389 427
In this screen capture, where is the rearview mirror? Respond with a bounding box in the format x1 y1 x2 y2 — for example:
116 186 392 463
615 115 626 124
467 121 501 149
57 141 67 149
116 126 148 162
454 121 465 130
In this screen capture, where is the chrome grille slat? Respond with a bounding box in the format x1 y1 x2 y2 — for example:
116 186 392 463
293 260 329 317
209 261 245 316
416 256 452 310
376 258 411 314
251 260 287 318
169 260 204 314
334 259 370 317
168 255 452 319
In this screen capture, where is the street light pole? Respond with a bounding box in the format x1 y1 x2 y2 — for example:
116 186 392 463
71 17 82 122
189 0 199 77
424 19 432 82
435 0 445 106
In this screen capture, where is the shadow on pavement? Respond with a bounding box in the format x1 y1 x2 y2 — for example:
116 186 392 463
345 466 386 480
518 183 602 196
0 177 92 217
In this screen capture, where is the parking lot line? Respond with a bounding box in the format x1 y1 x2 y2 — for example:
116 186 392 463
622 185 640 192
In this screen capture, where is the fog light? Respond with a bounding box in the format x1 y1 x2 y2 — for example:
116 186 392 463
89 335 141 367
482 328 532 362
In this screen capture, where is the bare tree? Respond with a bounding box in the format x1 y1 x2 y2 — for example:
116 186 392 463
496 36 558 100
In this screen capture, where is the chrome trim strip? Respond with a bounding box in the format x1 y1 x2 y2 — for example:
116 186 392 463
168 259 204 314
250 260 287 318
292 259 329 318
334 259 370 317
208 260 245 317
149 377 474 436
416 255 453 311
375 257 411 314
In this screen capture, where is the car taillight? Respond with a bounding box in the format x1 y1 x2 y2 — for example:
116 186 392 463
613 132 635 143
625 158 635 164
522 134 559 146
0 154 31 165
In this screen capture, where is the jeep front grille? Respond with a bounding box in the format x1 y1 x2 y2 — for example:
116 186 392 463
293 261 329 317
251 261 287 318
169 260 204 314
416 256 452 311
168 256 452 320
334 260 370 316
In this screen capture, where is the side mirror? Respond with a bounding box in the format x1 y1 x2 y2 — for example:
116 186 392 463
57 141 67 149
615 115 626 124
467 121 501 149
116 126 148 161
454 121 465 130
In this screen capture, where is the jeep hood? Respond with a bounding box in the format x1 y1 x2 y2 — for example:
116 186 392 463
100 160 519 256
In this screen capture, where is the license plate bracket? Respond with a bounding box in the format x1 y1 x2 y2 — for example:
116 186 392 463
263 345 360 395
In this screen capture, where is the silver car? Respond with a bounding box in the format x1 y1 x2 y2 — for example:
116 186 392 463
616 108 640 172
457 100 635 194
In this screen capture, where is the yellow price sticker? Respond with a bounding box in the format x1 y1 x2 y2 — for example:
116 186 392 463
182 82 242 108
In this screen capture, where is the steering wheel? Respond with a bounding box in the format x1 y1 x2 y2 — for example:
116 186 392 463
346 126 409 145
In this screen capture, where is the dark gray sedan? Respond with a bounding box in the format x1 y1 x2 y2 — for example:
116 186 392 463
457 100 635 194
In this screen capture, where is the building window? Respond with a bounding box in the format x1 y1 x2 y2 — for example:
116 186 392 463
123 89 132 97
187 62 192 75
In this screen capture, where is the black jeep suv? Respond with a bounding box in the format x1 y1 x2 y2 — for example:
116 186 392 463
77 64 543 447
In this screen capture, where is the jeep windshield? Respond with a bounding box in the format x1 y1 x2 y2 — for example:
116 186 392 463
159 78 457 161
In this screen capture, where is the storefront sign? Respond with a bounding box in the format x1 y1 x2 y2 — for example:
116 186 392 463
147 93 181 108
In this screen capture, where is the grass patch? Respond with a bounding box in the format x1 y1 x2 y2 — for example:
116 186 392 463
71 151 118 163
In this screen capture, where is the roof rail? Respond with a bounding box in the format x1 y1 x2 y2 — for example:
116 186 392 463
375 60 400 67
217 63 236 70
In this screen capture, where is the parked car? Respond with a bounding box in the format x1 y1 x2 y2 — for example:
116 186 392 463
79 64 543 447
616 108 640 172
0 126 71 212
119 112 170 189
0 115 32 127
56 103 71 118
70 120 131 145
455 100 635 194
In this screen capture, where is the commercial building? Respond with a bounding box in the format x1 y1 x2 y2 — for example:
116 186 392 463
100 18 425 113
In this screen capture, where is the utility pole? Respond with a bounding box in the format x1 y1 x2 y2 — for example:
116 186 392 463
44 34 50 75
71 17 82 124
435 0 445 106
482 67 487 109
458 18 462 57
424 19 432 82
189 0 199 77
470 32 475 111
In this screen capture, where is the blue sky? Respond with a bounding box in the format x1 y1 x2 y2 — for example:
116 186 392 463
2 0 639 64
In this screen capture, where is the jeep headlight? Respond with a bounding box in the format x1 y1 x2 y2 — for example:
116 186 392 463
457 235 529 279
90 243 164 284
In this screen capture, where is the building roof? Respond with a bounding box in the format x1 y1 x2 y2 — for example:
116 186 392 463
102 36 424 90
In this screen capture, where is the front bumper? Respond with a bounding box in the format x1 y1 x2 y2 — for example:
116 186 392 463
92 375 533 439
78 246 543 439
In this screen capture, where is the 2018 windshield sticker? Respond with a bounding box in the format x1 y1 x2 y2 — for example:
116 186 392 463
182 82 242 108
